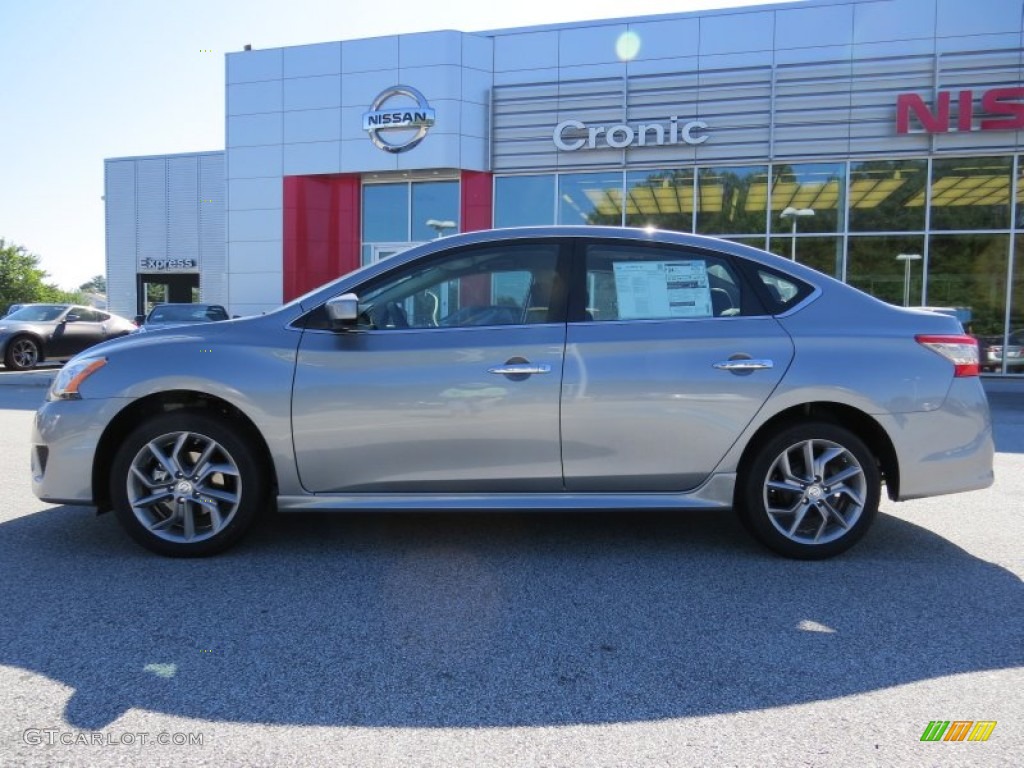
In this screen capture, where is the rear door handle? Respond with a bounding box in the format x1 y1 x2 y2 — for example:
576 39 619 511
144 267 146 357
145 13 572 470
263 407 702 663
712 359 774 372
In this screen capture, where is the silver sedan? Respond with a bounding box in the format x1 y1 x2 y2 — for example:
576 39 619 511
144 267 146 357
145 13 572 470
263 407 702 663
30 227 993 558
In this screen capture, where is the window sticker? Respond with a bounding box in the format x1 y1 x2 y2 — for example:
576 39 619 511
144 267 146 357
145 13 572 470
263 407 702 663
612 260 712 319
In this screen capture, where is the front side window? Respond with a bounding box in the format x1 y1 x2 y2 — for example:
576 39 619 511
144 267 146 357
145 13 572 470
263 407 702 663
352 243 565 330
582 244 746 321
72 308 102 322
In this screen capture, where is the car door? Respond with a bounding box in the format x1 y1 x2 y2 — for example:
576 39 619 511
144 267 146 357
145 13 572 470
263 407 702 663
560 240 795 492
291 241 570 494
47 307 107 357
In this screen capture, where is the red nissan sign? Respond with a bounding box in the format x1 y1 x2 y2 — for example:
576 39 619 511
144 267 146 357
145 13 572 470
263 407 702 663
896 87 1024 133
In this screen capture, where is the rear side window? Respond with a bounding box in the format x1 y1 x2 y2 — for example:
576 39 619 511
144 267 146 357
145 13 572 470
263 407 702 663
582 244 745 321
754 268 813 314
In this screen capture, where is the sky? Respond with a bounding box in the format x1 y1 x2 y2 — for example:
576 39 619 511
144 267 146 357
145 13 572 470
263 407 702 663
0 0 785 291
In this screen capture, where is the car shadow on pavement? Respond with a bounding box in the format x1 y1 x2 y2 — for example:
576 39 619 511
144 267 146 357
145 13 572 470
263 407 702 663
1 505 1021 731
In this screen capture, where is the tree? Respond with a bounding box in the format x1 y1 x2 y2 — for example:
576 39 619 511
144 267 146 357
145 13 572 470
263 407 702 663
0 238 85 309
79 274 106 294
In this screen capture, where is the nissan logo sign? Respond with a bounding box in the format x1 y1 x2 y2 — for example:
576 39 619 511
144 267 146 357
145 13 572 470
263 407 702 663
362 86 436 153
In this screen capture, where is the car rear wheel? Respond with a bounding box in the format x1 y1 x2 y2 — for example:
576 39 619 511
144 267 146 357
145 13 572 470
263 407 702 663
738 422 880 559
110 410 268 557
5 336 40 370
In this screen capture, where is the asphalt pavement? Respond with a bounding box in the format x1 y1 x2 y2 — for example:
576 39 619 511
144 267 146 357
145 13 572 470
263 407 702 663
0 376 1020 767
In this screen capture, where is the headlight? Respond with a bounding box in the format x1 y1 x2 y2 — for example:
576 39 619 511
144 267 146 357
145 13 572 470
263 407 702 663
49 357 107 400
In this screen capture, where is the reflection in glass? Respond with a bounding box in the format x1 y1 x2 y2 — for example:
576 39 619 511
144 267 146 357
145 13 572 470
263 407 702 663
770 163 845 233
926 156 1012 230
720 235 767 250
847 236 926 307
411 181 459 242
1002 235 1024 374
558 172 624 225
928 234 1009 337
848 159 927 232
362 183 409 243
696 166 769 235
768 237 843 279
1017 161 1023 230
623 169 695 231
494 175 556 227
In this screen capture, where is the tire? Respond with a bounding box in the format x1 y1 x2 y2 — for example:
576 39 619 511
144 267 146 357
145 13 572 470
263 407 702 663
737 422 880 560
5 336 40 370
109 410 268 557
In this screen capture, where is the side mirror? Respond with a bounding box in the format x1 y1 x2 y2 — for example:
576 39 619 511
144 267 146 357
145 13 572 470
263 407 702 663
325 293 360 329
64 313 81 323
134 315 145 326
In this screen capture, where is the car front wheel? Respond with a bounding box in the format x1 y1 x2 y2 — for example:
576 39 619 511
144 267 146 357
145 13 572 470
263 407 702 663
738 422 880 559
110 410 268 556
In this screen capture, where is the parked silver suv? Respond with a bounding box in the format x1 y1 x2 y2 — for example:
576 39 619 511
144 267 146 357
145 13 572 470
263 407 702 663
30 228 993 558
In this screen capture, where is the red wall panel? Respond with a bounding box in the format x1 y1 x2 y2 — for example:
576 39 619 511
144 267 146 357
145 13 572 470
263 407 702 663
283 174 361 301
460 170 493 232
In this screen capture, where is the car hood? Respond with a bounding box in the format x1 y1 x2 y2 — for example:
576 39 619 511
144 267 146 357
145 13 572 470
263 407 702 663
0 320 56 334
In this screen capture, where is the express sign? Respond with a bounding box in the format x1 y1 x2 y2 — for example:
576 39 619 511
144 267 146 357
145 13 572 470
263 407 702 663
896 87 1024 134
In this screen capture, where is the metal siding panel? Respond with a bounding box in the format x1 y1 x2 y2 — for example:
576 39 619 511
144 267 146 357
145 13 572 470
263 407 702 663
200 154 227 306
135 159 167 266
104 160 138 319
167 156 199 265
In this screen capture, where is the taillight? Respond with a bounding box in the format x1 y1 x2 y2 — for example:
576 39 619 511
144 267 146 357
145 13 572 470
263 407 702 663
916 334 979 377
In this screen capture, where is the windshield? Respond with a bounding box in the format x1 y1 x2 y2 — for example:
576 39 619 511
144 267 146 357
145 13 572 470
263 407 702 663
148 305 228 323
5 305 67 322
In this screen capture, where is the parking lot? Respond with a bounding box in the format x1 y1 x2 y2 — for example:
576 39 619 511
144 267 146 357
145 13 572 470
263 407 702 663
0 374 1020 767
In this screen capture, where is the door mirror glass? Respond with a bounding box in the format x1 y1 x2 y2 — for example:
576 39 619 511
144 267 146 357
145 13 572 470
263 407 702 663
64 313 80 323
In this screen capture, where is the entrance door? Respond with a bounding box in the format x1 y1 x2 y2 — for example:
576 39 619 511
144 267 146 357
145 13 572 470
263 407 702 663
137 273 199 315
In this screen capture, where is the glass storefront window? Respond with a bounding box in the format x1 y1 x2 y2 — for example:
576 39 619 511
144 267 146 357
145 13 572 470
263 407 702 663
1016 158 1023 230
696 166 768 235
494 175 555 227
558 172 624 226
769 162 845 234
720 235 767 250
847 235 926 307
362 183 409 244
928 156 1013 231
848 159 927 233
1002 235 1024 374
411 181 459 242
928 234 1009 338
768 236 843 280
624 169 694 231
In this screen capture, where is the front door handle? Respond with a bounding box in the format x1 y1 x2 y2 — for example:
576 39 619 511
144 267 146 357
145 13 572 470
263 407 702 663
488 363 552 376
712 359 774 372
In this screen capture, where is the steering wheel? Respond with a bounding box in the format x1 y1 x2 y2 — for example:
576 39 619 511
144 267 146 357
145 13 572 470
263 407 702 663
369 301 409 329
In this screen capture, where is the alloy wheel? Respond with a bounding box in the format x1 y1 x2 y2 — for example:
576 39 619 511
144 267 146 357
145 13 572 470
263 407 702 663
126 430 241 544
761 438 868 546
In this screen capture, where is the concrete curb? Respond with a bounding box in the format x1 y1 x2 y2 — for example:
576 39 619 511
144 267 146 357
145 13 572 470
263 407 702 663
0 369 58 388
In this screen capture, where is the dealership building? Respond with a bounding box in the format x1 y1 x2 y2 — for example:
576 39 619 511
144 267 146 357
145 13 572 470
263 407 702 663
105 0 1024 367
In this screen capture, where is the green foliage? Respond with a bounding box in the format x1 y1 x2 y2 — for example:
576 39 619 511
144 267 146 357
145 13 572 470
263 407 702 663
79 274 106 294
0 238 86 309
